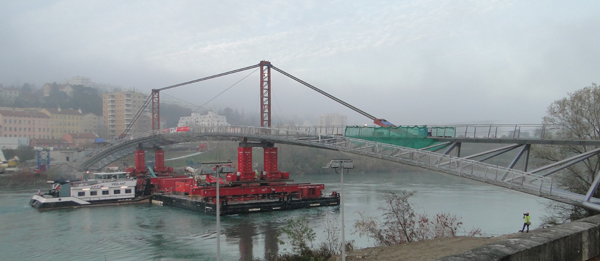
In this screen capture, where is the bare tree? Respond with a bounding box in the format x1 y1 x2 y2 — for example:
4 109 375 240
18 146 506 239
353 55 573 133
534 83 600 224
354 190 481 246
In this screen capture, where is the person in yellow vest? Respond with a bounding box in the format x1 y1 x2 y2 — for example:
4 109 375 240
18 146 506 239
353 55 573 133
255 170 259 180
519 212 531 233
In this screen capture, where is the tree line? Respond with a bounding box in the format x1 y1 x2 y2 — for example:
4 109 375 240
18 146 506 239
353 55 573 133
0 83 102 115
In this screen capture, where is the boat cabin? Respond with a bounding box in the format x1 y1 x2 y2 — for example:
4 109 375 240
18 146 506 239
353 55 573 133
69 172 137 201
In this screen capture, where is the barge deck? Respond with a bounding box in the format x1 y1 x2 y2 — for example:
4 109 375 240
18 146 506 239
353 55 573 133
152 194 340 215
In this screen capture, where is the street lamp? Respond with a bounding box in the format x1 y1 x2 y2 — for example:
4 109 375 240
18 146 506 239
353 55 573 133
205 162 234 261
215 166 221 261
325 159 353 261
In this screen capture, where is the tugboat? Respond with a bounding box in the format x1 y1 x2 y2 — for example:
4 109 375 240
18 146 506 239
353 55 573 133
30 172 147 209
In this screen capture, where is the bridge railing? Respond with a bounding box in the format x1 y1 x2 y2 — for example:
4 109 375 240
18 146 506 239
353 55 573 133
269 125 346 136
87 125 592 205
337 137 588 202
105 125 345 148
429 124 562 140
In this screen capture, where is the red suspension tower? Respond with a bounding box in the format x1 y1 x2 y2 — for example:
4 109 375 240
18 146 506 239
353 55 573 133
260 61 272 127
151 89 160 131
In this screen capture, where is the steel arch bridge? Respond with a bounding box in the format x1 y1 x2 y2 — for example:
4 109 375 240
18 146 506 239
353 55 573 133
81 125 600 212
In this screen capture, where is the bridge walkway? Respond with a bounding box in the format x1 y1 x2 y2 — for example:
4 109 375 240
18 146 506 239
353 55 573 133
81 126 600 211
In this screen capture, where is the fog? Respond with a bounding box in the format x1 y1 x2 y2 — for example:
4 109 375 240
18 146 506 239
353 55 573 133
1 1 598 126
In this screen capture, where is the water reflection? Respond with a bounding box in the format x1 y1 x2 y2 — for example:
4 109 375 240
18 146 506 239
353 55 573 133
225 220 256 260
263 220 279 260
0 171 553 261
223 218 280 260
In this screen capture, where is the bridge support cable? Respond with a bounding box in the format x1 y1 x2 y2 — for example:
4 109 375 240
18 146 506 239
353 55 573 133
120 64 261 136
123 95 154 136
269 65 379 122
157 64 260 92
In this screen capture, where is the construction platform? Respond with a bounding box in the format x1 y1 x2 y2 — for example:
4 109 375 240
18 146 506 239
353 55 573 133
151 193 340 215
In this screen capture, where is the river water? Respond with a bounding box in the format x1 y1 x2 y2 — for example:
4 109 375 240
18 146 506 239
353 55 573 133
0 170 550 260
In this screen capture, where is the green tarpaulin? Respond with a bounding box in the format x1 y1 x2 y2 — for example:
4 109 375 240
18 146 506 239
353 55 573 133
344 126 455 150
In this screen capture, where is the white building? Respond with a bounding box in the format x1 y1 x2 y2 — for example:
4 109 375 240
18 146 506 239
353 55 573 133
178 112 229 127
319 113 347 127
67 76 92 87
0 86 20 102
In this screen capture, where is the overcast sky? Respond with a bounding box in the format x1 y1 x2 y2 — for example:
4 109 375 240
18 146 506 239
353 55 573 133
1 1 598 126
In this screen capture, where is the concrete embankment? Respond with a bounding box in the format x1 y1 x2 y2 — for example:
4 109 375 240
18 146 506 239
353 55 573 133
437 215 600 261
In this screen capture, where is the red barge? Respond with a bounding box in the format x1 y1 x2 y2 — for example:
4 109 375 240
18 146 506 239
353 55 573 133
129 141 339 215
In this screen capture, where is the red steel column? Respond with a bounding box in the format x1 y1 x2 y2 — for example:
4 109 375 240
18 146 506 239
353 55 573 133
151 89 160 131
135 150 145 172
259 61 271 127
238 147 254 181
263 147 278 172
154 149 166 172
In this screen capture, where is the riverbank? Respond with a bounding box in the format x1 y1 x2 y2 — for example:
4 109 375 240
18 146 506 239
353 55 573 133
332 214 600 261
0 171 49 188
329 233 518 260
0 163 83 188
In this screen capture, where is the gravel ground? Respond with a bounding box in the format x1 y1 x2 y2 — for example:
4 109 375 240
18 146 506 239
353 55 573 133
328 233 519 261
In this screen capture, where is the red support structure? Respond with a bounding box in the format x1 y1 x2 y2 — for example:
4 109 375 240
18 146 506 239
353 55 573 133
135 150 145 172
154 149 166 172
264 147 278 172
264 147 282 180
151 89 160 131
237 147 254 181
259 61 272 127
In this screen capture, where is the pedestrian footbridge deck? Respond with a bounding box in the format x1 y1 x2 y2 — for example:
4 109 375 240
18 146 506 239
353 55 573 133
81 126 600 211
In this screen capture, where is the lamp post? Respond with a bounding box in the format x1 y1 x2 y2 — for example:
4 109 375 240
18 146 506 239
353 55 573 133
201 161 233 261
215 166 221 261
325 159 353 261
213 164 232 261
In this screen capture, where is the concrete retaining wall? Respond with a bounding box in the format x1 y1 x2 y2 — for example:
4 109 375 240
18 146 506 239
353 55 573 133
437 215 600 261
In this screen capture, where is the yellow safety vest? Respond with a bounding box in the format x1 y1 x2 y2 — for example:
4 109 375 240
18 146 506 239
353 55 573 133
524 215 531 223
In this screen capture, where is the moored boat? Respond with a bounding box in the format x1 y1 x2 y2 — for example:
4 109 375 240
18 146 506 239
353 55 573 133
30 172 149 210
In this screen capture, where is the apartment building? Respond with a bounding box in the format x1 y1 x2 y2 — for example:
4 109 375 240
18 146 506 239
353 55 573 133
82 112 102 135
40 108 84 139
103 91 148 138
0 110 51 139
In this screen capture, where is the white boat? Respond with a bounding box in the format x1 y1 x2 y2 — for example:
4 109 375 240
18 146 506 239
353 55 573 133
30 172 145 209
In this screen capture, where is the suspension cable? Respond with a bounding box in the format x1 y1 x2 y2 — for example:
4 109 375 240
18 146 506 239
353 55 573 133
270 65 377 120
158 64 260 92
121 63 260 137
191 68 258 113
